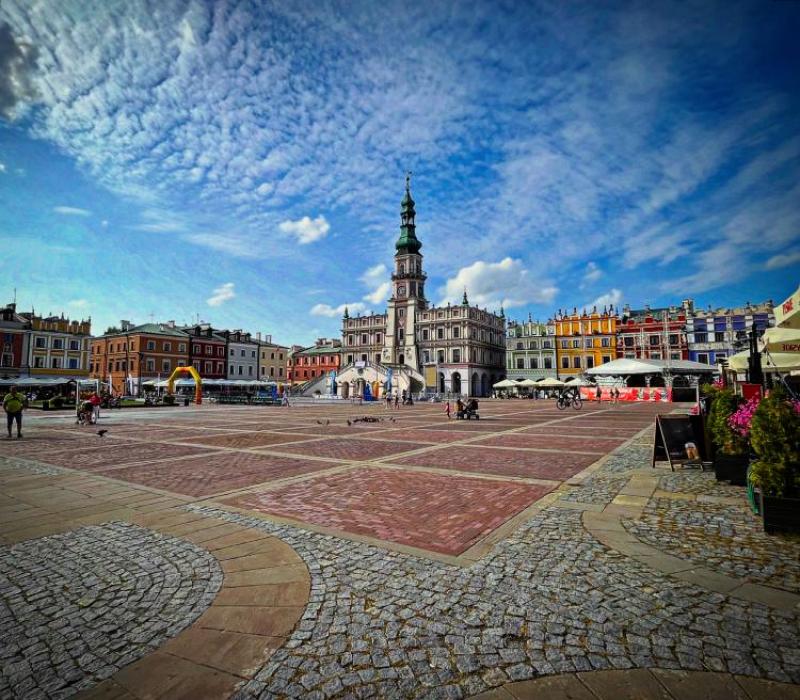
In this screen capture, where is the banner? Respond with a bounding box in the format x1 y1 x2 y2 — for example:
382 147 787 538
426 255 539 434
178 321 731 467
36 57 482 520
580 386 672 402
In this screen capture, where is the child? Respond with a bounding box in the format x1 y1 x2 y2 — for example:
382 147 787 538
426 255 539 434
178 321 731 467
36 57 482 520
445 401 451 420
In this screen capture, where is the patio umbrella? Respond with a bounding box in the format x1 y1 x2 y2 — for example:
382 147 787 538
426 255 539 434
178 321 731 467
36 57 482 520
493 379 517 389
566 377 594 387
760 327 800 353
537 377 565 387
775 284 800 329
517 379 539 387
729 349 800 372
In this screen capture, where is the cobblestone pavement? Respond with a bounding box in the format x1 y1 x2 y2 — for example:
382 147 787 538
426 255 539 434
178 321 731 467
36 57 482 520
0 522 222 699
658 470 745 498
625 496 800 595
190 484 800 700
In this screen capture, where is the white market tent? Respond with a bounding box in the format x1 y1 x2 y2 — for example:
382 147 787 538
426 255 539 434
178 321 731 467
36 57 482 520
0 376 97 387
565 377 594 387
586 358 716 377
517 379 539 387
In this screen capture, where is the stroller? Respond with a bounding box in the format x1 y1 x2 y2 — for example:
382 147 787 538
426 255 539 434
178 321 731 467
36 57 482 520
76 400 96 425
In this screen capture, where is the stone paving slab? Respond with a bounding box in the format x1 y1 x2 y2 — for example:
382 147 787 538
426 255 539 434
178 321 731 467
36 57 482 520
32 442 217 471
472 433 623 452
273 436 425 461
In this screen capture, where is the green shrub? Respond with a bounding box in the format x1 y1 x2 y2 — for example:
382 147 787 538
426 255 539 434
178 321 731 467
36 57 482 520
748 386 800 498
707 388 747 455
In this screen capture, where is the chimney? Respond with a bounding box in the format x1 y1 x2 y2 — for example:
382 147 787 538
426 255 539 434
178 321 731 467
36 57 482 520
265 334 272 343
256 332 262 342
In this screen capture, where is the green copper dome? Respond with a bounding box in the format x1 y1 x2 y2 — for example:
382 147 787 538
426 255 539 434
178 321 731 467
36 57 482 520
395 172 422 254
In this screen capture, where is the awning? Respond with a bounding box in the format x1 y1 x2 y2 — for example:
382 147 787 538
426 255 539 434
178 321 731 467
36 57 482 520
775 285 800 329
728 349 800 372
760 327 800 353
0 376 94 386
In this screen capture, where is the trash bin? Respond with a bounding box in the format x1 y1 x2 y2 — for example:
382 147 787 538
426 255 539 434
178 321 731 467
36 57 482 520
183 397 190 407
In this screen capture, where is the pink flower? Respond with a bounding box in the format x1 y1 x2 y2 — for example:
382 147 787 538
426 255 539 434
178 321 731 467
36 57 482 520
728 396 760 438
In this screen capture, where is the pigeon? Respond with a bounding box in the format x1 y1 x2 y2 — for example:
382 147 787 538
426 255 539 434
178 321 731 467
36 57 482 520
97 430 108 437
346 419 351 426
316 420 322 425
325 419 330 425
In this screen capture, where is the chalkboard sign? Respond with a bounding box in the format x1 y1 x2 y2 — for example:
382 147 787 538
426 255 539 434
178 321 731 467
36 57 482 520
652 414 703 471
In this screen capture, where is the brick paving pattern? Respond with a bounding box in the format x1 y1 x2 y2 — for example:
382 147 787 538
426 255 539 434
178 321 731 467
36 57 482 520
34 442 215 472
0 522 221 699
471 433 625 452
393 445 601 480
275 437 422 461
95 452 341 497
180 431 313 449
225 467 553 555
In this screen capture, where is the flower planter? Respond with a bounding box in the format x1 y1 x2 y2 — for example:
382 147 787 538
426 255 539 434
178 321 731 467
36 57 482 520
760 493 800 534
714 453 749 485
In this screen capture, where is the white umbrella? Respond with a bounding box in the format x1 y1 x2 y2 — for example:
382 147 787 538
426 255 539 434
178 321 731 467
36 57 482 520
517 379 539 387
760 327 800 353
493 379 517 389
775 285 800 329
537 377 565 387
729 349 800 372
566 377 594 387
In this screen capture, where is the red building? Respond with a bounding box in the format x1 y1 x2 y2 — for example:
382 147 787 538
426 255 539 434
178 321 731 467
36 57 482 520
617 303 690 361
184 325 227 379
1 303 28 376
287 338 341 384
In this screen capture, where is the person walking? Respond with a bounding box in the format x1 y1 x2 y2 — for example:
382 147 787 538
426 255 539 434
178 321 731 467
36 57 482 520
444 400 451 420
394 393 399 410
595 385 602 404
89 391 102 423
3 385 26 439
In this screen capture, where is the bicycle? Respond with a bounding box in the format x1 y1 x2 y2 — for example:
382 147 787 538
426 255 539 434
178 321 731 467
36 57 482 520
556 392 583 410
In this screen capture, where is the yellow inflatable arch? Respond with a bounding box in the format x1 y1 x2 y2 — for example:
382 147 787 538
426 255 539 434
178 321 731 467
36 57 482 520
166 366 202 405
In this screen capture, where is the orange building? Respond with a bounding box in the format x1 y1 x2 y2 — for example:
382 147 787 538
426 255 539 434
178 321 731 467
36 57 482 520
286 338 341 385
90 321 189 395
554 306 619 376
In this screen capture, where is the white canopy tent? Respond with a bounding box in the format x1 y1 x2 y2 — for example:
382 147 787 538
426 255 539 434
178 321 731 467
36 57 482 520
586 358 716 377
729 349 800 373
564 377 594 387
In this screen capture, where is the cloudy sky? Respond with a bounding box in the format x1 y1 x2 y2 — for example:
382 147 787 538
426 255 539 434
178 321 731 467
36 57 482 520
1 0 798 346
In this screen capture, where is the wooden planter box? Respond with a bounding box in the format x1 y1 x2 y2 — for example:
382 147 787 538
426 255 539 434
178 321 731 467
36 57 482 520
714 453 749 485
760 494 800 534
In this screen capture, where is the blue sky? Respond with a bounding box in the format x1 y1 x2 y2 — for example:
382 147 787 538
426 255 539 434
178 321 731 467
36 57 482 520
1 0 798 346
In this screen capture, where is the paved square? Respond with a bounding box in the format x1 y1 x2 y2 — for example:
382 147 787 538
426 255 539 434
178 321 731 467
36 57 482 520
274 437 421 461
33 442 215 471
224 467 554 555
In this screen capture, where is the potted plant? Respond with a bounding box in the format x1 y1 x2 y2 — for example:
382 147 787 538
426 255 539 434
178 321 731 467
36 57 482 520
707 388 749 484
748 387 800 534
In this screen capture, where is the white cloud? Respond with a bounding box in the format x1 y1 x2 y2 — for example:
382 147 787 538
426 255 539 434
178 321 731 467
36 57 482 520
68 298 88 308
101 219 108 227
310 302 365 318
586 289 623 310
765 250 800 270
440 258 558 309
364 282 391 305
206 282 236 307
279 215 330 244
584 261 602 282
0 162 6 173
53 206 90 216
182 233 260 259
360 263 390 305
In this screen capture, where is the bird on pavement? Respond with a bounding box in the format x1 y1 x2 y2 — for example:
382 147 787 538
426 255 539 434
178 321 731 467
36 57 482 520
346 419 351 426
97 430 108 437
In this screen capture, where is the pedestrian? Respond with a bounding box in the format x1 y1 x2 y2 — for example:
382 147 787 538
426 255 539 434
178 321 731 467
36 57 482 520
3 385 26 439
89 391 102 423
444 400 451 420
281 391 290 408
595 385 602 404
614 387 620 404
394 393 399 409
385 392 392 409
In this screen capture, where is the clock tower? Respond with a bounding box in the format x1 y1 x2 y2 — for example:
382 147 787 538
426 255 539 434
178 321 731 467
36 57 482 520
383 173 427 368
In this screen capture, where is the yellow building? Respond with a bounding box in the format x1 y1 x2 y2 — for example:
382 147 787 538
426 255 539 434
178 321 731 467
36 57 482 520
554 306 618 376
22 312 92 377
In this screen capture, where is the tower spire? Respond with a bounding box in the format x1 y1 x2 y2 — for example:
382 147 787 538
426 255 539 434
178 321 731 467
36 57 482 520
462 288 469 306
395 172 421 254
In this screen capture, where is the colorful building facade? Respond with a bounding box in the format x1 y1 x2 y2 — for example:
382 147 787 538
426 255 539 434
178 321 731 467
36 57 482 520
185 324 227 380
685 301 774 365
506 317 557 381
0 303 29 377
617 301 691 361
287 339 341 384
554 306 618 377
90 322 190 394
